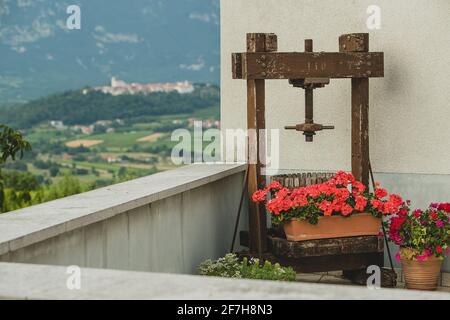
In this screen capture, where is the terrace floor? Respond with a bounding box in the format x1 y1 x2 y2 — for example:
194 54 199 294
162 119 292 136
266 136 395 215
296 271 450 293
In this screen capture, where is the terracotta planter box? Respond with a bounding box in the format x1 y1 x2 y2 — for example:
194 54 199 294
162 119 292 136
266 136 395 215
283 213 381 241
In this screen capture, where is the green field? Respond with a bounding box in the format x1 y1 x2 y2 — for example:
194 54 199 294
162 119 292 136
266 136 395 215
12 104 220 193
79 131 157 149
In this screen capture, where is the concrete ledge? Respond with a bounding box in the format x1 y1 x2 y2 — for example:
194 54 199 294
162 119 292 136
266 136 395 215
0 262 449 300
0 164 246 256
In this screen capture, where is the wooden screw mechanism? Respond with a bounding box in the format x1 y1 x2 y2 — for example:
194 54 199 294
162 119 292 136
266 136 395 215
285 39 334 142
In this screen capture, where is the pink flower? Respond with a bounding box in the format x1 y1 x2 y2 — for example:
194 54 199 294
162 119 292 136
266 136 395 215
395 252 401 261
413 209 422 218
416 249 432 262
436 220 444 228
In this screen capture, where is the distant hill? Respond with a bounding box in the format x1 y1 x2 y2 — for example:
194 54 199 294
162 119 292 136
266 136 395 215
0 84 220 129
0 0 219 104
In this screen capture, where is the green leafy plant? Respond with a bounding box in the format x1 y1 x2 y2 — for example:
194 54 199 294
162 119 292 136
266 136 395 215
0 125 31 167
0 125 31 211
388 203 450 261
198 254 296 281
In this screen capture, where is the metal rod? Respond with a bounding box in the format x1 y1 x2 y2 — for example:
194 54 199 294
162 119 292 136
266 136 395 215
369 160 396 275
304 39 314 142
305 89 314 124
230 164 250 253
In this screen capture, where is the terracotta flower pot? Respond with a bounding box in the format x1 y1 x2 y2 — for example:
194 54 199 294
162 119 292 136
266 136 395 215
401 254 443 291
283 213 381 241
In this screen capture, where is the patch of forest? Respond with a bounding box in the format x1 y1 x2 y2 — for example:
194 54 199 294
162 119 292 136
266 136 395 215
0 84 220 129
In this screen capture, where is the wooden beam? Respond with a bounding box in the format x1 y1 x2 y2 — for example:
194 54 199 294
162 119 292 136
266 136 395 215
246 33 278 52
246 33 273 254
232 52 384 79
268 235 384 258
339 33 369 53
342 34 371 188
351 78 370 187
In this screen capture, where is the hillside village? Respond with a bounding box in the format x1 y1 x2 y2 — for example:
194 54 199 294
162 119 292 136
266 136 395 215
84 77 195 96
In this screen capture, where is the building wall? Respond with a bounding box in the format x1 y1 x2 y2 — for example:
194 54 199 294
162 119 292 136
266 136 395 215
221 0 450 175
221 0 450 270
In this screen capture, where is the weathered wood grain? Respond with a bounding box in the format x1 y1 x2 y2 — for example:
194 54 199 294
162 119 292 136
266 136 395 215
246 33 272 254
339 33 369 52
342 35 371 188
270 172 335 188
268 235 384 258
351 78 370 187
232 52 384 79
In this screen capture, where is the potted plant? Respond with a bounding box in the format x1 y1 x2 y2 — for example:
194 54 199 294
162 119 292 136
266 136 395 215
198 254 296 281
387 203 450 291
252 171 404 241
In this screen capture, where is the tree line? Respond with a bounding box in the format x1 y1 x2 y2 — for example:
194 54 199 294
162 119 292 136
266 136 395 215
0 84 220 129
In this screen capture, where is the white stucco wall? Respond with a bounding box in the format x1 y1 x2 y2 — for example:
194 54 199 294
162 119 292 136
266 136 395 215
221 0 450 175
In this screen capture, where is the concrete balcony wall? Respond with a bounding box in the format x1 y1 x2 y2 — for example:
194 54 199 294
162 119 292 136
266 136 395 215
0 164 248 275
1 262 448 300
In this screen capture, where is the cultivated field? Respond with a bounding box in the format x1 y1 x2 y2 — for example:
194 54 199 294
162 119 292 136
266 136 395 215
66 140 104 148
137 133 164 142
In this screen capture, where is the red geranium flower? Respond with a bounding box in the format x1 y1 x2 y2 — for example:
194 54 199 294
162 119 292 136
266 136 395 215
375 188 388 199
252 189 268 202
266 181 283 191
355 196 367 212
438 203 450 213
352 181 366 195
318 200 333 216
341 204 353 216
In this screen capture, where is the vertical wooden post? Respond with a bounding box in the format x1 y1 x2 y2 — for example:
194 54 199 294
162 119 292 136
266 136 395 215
340 33 370 188
341 33 384 271
246 33 277 254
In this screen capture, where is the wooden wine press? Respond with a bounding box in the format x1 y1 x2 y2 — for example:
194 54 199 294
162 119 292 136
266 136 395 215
232 33 393 282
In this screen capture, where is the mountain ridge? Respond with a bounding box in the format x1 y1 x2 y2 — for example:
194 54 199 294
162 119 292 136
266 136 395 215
0 0 220 104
